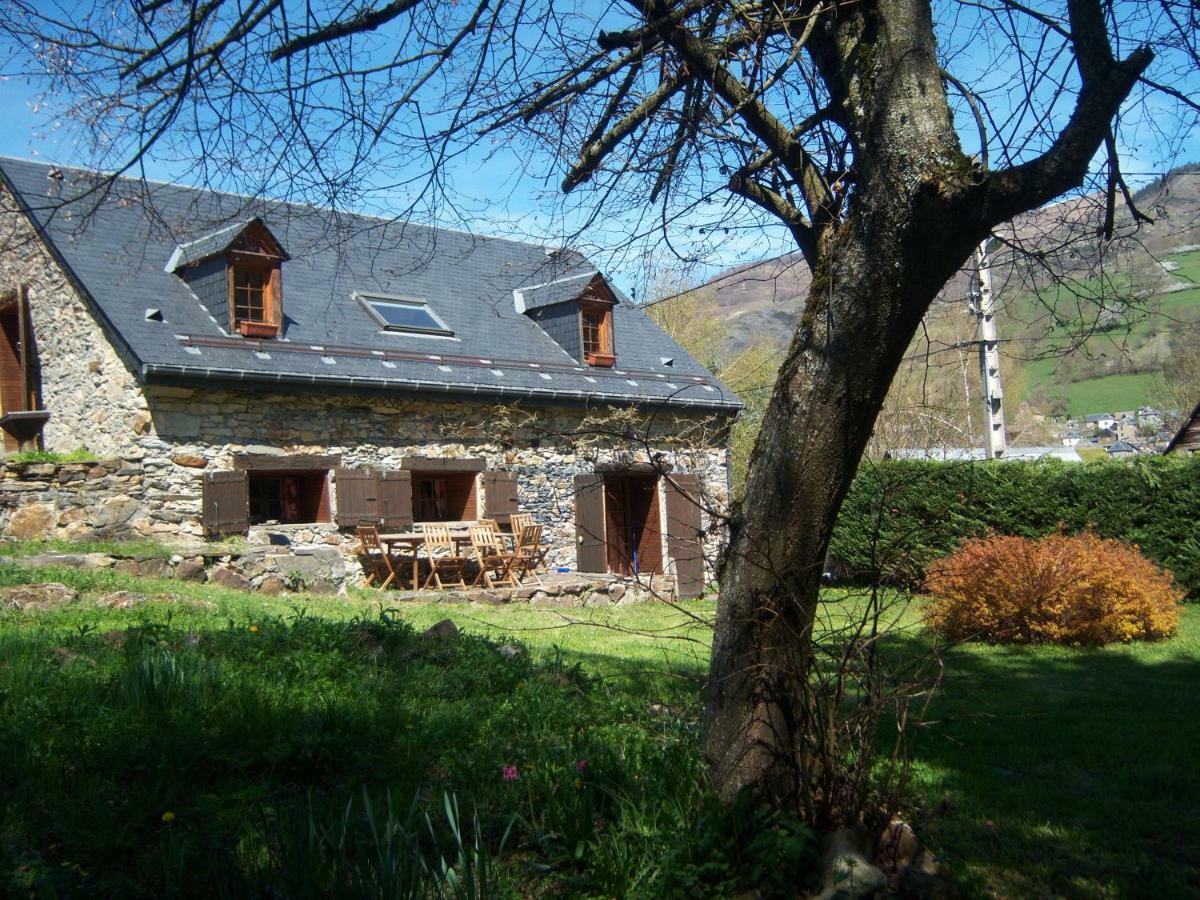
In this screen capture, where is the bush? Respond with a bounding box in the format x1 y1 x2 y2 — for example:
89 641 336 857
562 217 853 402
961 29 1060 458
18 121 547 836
830 456 1200 595
924 532 1183 645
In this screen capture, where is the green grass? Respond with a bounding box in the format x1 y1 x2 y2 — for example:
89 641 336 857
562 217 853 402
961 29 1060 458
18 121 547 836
3 446 96 464
1047 371 1157 417
1 559 1198 897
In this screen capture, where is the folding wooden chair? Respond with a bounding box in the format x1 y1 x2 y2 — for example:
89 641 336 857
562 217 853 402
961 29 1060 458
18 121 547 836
468 524 519 588
420 523 469 590
509 513 549 572
509 523 545 586
357 524 399 590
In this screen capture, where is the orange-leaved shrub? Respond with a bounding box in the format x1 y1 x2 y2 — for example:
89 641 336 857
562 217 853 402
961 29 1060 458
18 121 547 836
923 532 1182 646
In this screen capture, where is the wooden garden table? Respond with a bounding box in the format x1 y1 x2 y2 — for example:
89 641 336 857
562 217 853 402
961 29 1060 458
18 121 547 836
379 529 475 588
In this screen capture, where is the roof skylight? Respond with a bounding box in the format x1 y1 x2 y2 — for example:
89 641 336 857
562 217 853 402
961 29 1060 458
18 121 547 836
356 293 453 336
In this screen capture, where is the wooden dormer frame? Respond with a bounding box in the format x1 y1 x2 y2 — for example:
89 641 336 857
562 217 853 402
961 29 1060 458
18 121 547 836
579 275 617 367
226 221 285 338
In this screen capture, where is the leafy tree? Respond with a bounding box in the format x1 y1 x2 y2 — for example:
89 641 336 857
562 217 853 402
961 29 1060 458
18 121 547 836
2 0 1196 818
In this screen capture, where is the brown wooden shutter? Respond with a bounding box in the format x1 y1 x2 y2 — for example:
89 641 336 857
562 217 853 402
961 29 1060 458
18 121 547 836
574 473 607 573
377 470 413 530
665 473 705 598
202 470 248 537
335 467 378 527
483 471 519 524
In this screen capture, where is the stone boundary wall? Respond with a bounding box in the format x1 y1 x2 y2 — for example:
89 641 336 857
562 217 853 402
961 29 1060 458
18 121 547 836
0 458 148 541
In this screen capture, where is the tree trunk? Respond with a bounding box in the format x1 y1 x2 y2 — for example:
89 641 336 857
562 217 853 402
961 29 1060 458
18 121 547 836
703 0 1152 818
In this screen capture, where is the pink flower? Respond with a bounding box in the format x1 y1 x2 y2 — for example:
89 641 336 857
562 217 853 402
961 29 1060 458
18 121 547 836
502 765 519 781
574 759 589 773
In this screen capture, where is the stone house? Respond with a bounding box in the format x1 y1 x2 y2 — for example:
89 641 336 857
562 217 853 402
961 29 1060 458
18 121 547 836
0 158 741 596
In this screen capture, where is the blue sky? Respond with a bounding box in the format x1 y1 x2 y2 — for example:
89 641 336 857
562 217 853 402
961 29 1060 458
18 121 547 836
1 3 1196 299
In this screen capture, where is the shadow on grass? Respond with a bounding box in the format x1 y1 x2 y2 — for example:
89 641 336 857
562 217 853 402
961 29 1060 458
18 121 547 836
882 629 1200 898
0 608 818 899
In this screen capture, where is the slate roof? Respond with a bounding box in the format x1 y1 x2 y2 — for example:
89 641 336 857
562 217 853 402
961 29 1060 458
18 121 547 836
0 157 741 412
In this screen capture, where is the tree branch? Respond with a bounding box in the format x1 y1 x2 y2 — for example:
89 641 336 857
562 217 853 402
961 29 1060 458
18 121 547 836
728 173 818 265
977 0 1153 228
270 0 425 61
563 71 688 192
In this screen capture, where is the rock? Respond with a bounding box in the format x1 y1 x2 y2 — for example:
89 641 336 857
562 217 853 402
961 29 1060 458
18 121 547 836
19 553 115 570
421 619 459 640
508 586 538 601
257 574 289 595
531 592 580 608
817 828 888 899
467 589 504 605
438 591 470 605
171 454 207 468
50 647 95 667
86 465 109 480
258 578 290 600
89 495 140 530
898 851 958 900
114 559 139 576
209 565 251 591
583 591 613 608
0 582 80 610
135 556 173 579
878 820 922 873
174 557 206 581
8 503 56 540
496 642 526 660
607 583 626 602
131 412 153 435
96 591 148 610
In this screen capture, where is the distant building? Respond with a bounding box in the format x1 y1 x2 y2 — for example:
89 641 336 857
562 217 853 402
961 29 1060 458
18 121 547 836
1084 412 1118 432
885 446 1084 463
1107 440 1139 459
1061 431 1085 447
1136 406 1164 429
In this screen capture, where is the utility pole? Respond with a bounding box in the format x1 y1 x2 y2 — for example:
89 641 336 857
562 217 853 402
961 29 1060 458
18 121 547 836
971 238 1007 458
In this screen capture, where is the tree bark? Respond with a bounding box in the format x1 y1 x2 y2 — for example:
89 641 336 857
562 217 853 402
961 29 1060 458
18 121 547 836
702 0 1151 819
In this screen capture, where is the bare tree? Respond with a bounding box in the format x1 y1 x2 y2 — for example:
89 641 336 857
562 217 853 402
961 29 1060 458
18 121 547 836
1 0 1196 819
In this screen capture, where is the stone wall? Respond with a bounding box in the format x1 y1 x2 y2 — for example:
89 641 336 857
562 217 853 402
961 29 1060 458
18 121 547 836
0 188 150 458
0 458 147 541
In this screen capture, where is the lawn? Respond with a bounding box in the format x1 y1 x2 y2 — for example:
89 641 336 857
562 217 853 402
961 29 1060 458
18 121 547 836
1 559 1198 897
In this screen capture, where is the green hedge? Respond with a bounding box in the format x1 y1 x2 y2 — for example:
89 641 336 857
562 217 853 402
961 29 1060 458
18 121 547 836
829 456 1200 595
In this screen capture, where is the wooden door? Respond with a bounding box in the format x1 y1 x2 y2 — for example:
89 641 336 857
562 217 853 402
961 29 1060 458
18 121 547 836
574 474 606 572
604 474 662 576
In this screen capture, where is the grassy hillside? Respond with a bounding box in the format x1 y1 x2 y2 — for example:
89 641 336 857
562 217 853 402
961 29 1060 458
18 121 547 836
1009 247 1200 416
701 167 1200 423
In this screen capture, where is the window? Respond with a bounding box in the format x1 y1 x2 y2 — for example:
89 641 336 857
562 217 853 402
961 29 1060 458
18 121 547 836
225 221 285 338
411 471 477 522
228 259 281 337
233 268 267 323
357 294 453 336
580 300 615 366
248 470 330 525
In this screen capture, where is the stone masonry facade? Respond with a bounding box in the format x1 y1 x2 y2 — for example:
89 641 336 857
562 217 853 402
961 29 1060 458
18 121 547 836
0 191 733 590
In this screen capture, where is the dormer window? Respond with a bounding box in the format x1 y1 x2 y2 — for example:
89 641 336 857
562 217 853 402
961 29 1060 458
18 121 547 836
169 217 289 339
581 299 615 367
229 258 281 338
